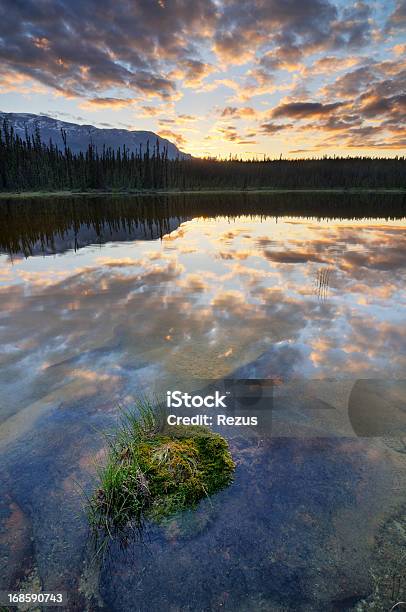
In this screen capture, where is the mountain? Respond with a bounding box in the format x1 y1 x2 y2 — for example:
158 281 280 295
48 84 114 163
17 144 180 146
0 112 190 159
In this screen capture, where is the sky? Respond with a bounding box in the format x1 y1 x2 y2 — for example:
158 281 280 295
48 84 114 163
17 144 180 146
0 0 405 158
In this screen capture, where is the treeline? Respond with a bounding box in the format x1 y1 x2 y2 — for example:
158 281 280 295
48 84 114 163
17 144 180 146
1 120 405 191
2 192 405 257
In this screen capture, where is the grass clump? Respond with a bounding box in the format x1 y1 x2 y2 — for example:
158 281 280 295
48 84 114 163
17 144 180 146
88 399 235 535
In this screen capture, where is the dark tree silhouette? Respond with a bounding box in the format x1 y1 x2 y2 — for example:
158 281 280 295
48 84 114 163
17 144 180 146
0 120 405 192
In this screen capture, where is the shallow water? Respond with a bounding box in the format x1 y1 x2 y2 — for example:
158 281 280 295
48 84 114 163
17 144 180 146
0 194 405 611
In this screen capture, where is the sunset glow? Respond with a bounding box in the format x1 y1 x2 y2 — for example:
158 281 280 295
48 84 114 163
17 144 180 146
0 1 405 158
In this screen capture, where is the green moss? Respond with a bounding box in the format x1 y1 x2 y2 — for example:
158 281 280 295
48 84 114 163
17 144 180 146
88 401 235 534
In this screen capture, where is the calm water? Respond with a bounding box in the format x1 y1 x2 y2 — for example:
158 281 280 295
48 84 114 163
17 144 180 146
0 194 405 611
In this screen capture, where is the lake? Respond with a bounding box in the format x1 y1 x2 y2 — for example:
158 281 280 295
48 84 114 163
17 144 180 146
0 193 405 611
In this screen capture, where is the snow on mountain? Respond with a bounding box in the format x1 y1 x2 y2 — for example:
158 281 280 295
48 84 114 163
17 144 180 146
0 112 190 159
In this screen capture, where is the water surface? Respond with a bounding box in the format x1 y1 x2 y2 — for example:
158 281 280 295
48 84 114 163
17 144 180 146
0 193 405 611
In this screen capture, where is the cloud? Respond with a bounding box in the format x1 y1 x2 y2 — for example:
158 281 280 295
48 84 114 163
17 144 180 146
328 1 373 48
80 97 137 109
393 43 406 55
140 105 163 117
213 0 373 73
360 93 406 118
217 125 239 142
321 59 406 98
0 70 48 94
264 249 326 264
214 124 257 144
259 45 303 73
253 56 405 151
208 0 377 110
220 106 257 118
387 0 406 30
321 65 374 97
213 0 338 64
296 56 405 150
178 114 198 121
129 72 177 99
271 101 346 119
307 55 362 75
158 129 186 147
176 59 216 87
0 0 217 99
0 0 404 153
260 122 291 134
220 107 239 117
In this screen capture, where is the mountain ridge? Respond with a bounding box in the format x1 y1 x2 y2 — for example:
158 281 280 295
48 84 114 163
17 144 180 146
0 112 190 159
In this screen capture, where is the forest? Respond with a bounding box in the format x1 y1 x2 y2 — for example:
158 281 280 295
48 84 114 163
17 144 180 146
0 120 405 192
2 191 405 258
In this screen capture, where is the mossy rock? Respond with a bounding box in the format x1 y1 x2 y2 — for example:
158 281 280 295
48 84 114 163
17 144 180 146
89 418 235 534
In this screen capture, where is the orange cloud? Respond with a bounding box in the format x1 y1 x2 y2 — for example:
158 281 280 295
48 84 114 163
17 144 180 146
80 97 137 110
158 129 187 147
